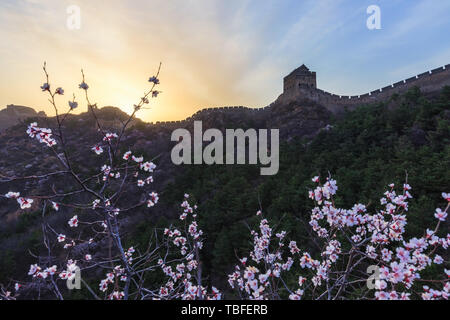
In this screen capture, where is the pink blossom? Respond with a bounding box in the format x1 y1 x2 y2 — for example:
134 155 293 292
68 215 78 227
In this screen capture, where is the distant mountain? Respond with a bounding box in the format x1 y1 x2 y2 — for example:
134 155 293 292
0 105 46 131
0 104 146 132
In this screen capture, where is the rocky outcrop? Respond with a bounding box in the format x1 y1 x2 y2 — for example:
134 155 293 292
0 105 46 131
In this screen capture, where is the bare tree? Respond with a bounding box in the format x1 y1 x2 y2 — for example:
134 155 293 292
0 63 219 300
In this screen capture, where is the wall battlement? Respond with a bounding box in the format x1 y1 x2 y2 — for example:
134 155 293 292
147 105 271 127
276 64 450 113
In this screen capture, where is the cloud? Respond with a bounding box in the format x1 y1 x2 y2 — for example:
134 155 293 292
0 0 449 121
386 0 450 40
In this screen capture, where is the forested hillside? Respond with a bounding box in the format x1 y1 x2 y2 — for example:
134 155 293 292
0 86 448 298
158 86 450 291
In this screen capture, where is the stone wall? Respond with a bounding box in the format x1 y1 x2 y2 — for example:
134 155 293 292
276 64 450 113
284 71 317 92
147 64 450 126
147 105 272 127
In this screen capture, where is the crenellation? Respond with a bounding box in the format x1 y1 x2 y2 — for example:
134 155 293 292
405 76 418 83
392 80 406 87
431 67 446 74
417 71 431 78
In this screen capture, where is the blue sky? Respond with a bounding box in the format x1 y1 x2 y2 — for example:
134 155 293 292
0 0 449 121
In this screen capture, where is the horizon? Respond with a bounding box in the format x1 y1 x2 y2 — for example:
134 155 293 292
1 0 450 122
0 0 449 305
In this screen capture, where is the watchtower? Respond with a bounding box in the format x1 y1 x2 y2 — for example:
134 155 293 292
283 64 317 93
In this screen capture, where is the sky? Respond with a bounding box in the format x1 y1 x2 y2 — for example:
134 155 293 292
0 0 449 122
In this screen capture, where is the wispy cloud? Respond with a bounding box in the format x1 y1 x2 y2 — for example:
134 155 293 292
0 0 449 121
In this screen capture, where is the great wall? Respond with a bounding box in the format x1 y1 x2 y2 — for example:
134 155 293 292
275 64 450 113
148 105 271 127
146 63 450 127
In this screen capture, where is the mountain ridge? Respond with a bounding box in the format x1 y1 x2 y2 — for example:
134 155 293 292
0 105 46 131
2 63 449 131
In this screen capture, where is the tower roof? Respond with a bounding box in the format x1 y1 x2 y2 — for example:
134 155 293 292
286 64 313 77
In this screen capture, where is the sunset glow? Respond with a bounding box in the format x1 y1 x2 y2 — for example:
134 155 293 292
1 0 450 121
